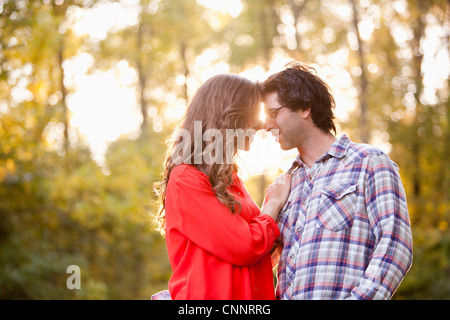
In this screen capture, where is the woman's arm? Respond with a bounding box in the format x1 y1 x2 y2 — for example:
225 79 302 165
165 166 290 266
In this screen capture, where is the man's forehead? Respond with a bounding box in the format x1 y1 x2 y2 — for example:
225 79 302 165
263 92 281 107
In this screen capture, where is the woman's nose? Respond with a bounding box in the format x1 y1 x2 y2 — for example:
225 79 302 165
264 118 275 132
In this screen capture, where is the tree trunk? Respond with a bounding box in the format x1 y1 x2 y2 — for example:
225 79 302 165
410 0 426 217
259 11 271 70
350 0 369 143
289 0 305 58
136 22 148 132
58 36 69 154
180 40 189 103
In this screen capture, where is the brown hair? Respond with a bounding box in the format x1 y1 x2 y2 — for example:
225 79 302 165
154 74 261 235
259 62 336 134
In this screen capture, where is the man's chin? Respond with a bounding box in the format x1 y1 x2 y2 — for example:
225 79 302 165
272 133 294 150
278 140 295 151
280 145 293 151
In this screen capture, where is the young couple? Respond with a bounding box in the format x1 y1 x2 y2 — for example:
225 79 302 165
152 62 413 300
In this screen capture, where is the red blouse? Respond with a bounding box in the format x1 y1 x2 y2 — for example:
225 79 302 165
165 164 280 300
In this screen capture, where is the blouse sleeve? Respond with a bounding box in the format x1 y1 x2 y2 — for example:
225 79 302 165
165 165 280 267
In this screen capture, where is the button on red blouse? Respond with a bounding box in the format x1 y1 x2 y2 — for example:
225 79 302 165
165 164 280 300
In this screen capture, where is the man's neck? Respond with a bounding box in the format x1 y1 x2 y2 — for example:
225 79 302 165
297 130 336 168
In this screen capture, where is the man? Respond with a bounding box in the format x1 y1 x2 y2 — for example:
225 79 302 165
260 62 413 300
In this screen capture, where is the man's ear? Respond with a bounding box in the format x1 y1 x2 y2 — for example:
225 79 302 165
301 108 311 119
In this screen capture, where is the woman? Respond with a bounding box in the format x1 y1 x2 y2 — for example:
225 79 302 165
154 74 291 300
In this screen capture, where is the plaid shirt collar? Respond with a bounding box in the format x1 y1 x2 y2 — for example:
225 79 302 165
293 134 352 168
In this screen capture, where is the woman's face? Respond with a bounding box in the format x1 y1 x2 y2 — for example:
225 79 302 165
237 103 263 152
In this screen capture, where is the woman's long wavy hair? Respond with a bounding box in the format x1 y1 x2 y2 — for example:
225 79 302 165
154 74 261 235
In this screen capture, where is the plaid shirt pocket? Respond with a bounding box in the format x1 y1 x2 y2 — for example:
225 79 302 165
316 183 357 231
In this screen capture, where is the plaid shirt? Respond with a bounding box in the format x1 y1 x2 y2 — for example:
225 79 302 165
151 290 171 300
274 135 413 300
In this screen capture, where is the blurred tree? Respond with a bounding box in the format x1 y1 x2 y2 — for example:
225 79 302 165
0 0 95 298
94 0 218 132
380 0 449 299
349 0 369 142
101 127 172 297
1 0 88 153
0 0 172 299
226 0 280 71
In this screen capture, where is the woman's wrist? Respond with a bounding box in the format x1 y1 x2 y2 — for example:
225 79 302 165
261 200 283 221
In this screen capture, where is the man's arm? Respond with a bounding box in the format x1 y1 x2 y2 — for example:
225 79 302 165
349 154 413 300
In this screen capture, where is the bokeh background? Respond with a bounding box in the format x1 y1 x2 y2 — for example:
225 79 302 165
0 0 448 299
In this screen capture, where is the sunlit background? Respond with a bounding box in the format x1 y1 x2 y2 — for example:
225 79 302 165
64 0 299 176
59 0 447 179
1 0 449 299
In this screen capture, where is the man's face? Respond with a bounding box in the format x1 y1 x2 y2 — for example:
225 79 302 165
263 91 308 151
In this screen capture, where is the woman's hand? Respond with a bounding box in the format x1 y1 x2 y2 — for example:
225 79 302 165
261 173 292 221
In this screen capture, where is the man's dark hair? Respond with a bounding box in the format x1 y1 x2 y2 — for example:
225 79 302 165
259 62 336 134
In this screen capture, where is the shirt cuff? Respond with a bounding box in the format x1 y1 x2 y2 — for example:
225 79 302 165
258 214 281 240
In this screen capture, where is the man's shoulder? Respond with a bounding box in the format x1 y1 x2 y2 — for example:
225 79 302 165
348 141 384 157
341 137 390 167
